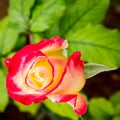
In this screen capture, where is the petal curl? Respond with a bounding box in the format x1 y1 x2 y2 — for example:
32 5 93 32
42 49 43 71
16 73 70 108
6 50 67 105
6 73 47 105
8 91 47 105
51 52 85 94
43 57 67 92
48 93 87 115
38 36 68 53
6 51 54 104
5 36 68 105
5 36 67 73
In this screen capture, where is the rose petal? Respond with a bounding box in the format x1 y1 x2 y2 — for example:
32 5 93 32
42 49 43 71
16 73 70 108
6 50 67 105
6 51 54 101
26 57 53 90
51 52 85 94
8 91 47 105
38 36 68 53
43 57 67 92
7 74 47 105
48 93 87 115
5 36 67 73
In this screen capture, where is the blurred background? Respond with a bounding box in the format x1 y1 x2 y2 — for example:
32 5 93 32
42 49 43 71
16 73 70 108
0 0 120 120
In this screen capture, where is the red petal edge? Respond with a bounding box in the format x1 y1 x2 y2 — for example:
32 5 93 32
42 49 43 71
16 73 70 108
51 52 85 94
5 36 67 73
8 91 47 105
38 36 68 52
48 93 87 115
6 51 54 105
5 36 67 105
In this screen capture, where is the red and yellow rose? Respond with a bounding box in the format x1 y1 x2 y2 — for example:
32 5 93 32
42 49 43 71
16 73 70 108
5 36 87 115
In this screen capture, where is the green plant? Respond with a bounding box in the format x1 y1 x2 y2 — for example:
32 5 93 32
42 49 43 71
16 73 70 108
0 0 120 119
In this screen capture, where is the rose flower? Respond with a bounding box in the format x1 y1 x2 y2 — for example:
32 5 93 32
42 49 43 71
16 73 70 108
5 36 87 115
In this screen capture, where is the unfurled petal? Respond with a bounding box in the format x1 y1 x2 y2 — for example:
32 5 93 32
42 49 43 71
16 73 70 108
6 51 54 102
52 52 85 94
48 93 87 115
5 36 67 73
5 36 87 116
43 57 67 93
8 91 47 105
5 50 66 105
38 36 68 53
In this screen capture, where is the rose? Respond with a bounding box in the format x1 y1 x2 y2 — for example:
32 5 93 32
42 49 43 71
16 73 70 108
5 36 87 115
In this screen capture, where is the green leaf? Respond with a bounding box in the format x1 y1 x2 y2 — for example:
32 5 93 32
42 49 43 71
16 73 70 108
9 0 35 30
0 17 21 55
67 24 120 67
89 98 115 120
14 35 26 50
14 101 40 115
31 33 43 43
84 63 117 79
43 21 61 38
110 91 120 107
60 0 109 35
114 104 120 116
30 0 65 32
112 116 120 120
44 99 78 120
0 68 9 112
64 0 75 5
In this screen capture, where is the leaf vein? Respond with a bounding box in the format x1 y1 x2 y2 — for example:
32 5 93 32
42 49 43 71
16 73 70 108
69 40 120 52
63 0 102 36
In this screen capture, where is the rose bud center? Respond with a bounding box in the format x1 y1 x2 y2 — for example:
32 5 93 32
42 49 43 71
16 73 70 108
26 58 53 90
